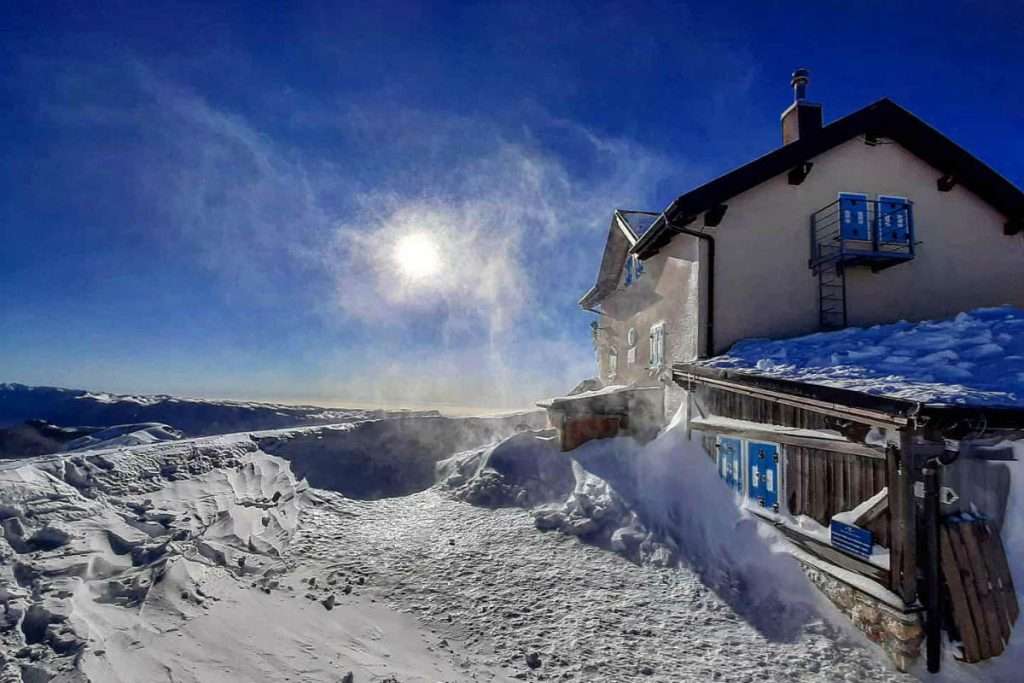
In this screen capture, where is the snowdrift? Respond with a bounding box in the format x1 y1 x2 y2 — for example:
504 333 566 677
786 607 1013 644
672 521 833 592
257 412 546 499
0 412 544 681
705 306 1024 406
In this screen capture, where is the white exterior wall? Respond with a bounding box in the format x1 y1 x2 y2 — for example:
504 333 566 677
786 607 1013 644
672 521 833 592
593 236 706 418
700 137 1024 352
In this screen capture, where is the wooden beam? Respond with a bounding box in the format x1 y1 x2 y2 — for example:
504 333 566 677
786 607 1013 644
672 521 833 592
854 490 889 527
788 162 814 185
675 371 908 428
689 418 886 460
893 430 918 605
703 204 728 227
764 514 891 586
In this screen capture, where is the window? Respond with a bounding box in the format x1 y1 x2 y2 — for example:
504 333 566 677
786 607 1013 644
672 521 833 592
649 322 665 368
607 349 618 380
626 327 637 365
624 254 645 286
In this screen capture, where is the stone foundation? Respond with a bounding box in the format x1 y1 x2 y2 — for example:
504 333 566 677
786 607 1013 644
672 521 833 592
801 563 924 671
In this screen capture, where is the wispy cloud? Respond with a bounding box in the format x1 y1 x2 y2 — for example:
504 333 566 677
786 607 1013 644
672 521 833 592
26 58 692 407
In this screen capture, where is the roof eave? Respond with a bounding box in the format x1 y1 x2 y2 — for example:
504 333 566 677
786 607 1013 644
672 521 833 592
634 98 1024 259
674 362 1024 428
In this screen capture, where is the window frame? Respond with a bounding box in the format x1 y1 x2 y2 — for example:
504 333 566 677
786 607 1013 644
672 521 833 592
648 321 666 369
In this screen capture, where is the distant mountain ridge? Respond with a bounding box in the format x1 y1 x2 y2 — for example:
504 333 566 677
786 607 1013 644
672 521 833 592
0 383 440 458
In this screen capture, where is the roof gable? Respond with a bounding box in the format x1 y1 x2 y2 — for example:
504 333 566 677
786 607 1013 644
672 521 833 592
579 210 658 309
635 99 1024 257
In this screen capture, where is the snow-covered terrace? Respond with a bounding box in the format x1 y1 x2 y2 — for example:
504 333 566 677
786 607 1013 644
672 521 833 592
694 307 1024 409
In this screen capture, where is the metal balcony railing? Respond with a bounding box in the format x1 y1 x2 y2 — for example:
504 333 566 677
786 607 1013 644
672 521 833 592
809 197 915 272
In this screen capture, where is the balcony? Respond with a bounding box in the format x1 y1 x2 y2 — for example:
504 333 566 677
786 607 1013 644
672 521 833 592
809 196 915 273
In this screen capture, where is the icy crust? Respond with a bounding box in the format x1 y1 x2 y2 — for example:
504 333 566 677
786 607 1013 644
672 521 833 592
704 306 1024 406
315 422 912 681
0 415 545 682
0 434 309 682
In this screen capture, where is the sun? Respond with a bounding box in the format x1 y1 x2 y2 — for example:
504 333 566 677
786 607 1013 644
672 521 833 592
394 232 442 280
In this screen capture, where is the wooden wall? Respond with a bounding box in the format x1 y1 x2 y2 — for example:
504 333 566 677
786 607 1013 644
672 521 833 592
697 385 890 547
696 385 833 431
786 445 890 547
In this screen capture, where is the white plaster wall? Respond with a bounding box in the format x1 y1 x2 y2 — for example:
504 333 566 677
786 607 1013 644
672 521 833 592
699 137 1024 353
593 235 704 393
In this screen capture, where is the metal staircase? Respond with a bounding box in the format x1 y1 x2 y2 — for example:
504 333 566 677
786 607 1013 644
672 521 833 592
809 196 915 330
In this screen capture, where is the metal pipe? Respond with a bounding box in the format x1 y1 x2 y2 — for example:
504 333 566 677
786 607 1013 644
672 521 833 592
923 464 942 673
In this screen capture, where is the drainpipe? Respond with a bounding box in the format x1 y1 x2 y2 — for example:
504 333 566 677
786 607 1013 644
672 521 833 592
663 220 716 358
922 461 941 673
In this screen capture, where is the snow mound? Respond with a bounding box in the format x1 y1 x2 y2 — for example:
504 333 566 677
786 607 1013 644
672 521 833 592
704 306 1024 406
257 412 546 500
62 422 183 451
440 429 573 507
447 417 837 642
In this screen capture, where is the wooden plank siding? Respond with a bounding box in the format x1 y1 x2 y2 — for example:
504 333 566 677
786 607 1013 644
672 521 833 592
784 445 890 547
696 385 891 547
940 519 1020 662
696 385 835 432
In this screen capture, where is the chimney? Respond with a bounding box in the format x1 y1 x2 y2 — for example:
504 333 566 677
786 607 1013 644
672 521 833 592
781 68 822 144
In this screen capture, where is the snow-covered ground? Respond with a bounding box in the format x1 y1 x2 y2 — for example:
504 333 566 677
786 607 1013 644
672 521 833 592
703 307 1024 406
2 408 1019 682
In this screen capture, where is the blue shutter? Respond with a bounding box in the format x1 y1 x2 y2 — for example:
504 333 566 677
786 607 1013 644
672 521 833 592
838 193 870 241
877 196 910 244
747 441 780 511
717 437 743 494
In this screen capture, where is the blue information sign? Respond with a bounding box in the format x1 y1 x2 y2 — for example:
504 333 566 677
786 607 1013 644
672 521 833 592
830 520 874 561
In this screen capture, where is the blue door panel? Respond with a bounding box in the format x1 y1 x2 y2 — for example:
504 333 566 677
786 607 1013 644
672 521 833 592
877 196 910 244
838 193 870 241
747 441 780 511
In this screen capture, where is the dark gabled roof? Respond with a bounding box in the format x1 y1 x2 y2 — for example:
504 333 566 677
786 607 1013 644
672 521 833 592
579 209 657 309
634 98 1024 258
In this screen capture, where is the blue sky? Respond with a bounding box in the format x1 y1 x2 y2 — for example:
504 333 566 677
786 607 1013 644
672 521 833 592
3 1 1023 408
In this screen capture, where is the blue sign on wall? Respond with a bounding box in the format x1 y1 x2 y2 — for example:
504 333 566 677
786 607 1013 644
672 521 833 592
830 520 874 561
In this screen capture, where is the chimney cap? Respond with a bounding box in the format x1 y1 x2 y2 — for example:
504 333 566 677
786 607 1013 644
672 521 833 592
790 67 810 102
791 67 810 86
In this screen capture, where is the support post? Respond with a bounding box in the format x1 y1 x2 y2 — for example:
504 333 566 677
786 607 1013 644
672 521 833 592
891 429 918 605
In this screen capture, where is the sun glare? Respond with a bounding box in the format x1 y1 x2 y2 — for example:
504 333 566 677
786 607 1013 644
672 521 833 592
394 233 442 280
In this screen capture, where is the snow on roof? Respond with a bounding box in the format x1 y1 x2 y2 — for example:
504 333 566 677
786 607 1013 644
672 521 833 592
701 307 1024 407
